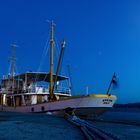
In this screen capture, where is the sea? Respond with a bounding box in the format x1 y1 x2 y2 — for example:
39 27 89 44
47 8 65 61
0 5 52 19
93 108 140 140
0 109 140 140
100 108 140 121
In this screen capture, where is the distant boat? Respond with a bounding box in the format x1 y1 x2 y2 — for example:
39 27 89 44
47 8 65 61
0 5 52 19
0 21 116 117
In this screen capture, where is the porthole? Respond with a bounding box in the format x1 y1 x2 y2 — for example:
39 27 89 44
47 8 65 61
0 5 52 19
31 107 34 112
41 106 45 111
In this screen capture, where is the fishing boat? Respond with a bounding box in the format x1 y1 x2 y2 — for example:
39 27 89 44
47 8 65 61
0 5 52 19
0 21 117 117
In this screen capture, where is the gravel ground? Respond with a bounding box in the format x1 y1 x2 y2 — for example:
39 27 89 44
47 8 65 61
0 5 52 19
0 111 140 140
0 112 84 140
90 121 140 140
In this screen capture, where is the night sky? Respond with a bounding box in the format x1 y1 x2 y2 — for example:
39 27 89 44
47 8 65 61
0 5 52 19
0 0 140 103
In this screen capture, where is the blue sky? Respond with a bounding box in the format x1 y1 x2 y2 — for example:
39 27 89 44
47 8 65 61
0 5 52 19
0 0 140 103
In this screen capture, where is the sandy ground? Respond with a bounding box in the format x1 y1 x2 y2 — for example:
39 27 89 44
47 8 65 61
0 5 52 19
0 112 84 140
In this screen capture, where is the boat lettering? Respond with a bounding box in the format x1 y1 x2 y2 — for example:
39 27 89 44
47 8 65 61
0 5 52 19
102 99 112 104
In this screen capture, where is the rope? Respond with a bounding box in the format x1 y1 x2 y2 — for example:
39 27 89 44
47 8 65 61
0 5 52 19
37 36 50 72
34 33 50 94
54 37 60 62
65 114 121 140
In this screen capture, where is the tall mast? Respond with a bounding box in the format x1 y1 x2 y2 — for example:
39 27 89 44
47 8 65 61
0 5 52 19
11 44 16 95
11 44 16 106
11 44 16 77
49 20 54 100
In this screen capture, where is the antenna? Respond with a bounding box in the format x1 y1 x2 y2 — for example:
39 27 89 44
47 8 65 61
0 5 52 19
86 86 89 95
67 64 75 95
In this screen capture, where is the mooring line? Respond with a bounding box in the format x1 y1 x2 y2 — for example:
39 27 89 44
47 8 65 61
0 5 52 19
65 113 121 140
77 118 121 140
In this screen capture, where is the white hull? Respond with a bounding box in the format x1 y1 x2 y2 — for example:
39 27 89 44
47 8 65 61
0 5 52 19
0 95 116 117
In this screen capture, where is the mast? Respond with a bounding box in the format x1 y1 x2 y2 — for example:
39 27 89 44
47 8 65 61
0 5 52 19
11 44 16 107
11 44 16 77
49 20 54 100
11 44 16 94
52 40 65 93
49 21 66 101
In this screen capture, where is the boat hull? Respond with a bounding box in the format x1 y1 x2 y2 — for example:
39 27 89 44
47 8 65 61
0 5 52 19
0 94 116 117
